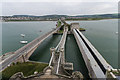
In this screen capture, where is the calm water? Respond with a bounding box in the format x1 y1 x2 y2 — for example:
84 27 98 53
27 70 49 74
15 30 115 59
1 19 118 77
2 21 56 54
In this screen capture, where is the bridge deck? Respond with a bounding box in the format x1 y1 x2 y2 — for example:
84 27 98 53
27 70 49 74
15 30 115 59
73 29 106 78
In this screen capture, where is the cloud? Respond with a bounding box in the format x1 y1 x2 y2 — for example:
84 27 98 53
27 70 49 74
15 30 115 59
1 0 119 2
2 2 118 16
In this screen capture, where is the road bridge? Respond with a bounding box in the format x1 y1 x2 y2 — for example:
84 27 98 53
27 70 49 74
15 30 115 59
0 26 61 72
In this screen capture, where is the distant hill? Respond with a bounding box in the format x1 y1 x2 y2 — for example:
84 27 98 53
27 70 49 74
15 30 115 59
2 13 119 21
12 15 68 18
12 13 118 18
43 15 68 18
13 15 35 17
75 13 118 18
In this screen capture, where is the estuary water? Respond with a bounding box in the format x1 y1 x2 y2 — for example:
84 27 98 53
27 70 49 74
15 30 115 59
2 19 118 78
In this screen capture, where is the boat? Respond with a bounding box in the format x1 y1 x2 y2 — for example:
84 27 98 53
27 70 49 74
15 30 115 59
20 34 25 37
20 41 28 44
20 34 28 44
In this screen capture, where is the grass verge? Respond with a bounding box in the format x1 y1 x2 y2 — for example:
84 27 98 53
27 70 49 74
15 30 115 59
1 62 48 80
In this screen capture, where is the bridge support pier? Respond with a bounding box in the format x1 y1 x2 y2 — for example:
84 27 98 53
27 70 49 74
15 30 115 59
22 55 26 62
50 48 56 56
60 48 65 65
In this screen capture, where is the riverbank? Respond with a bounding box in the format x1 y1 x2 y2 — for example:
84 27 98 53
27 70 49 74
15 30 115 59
2 18 119 22
66 18 119 21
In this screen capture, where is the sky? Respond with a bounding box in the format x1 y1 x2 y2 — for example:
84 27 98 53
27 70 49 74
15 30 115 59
0 0 119 16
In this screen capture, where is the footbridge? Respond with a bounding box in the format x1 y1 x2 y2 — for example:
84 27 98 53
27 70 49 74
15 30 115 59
0 26 61 72
71 23 113 79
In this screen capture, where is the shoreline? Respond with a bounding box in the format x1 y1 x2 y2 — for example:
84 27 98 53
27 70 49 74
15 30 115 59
2 18 119 22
